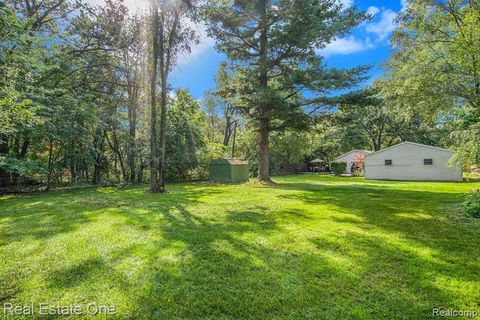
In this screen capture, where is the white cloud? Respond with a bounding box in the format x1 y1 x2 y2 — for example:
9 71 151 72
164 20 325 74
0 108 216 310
177 21 216 66
365 9 397 41
318 7 398 57
319 36 374 57
367 6 380 16
400 0 408 11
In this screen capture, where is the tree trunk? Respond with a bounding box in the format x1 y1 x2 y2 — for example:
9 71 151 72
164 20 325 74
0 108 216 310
158 40 168 192
92 131 105 185
84 160 89 182
231 120 237 158
373 137 381 151
127 68 138 183
14 136 20 157
258 113 270 181
9 136 29 187
0 134 9 187
45 139 54 191
158 84 167 192
0 135 8 154
19 138 30 159
223 116 232 146
156 9 179 193
69 139 76 183
149 6 160 192
127 104 136 182
107 130 127 182
70 161 77 184
137 158 144 183
257 0 271 182
92 164 101 185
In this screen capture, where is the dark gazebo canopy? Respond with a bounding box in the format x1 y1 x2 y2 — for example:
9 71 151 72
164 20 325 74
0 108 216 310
310 158 325 164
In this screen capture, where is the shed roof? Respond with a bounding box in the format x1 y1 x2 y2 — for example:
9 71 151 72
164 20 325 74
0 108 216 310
211 158 248 165
365 141 454 157
333 149 372 161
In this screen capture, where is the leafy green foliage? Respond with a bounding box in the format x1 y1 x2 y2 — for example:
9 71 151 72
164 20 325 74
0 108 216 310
166 90 208 181
0 91 40 135
463 191 480 218
383 0 480 166
339 87 450 151
0 155 44 176
269 131 311 168
330 161 347 176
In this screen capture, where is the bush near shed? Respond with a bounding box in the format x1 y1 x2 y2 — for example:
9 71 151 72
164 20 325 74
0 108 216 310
331 161 347 176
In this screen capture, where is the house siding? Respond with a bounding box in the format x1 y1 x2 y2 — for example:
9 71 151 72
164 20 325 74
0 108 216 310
334 150 370 174
364 143 462 181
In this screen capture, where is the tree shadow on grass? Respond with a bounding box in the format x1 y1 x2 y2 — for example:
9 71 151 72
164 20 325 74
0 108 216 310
41 201 311 319
276 182 479 254
273 181 480 316
124 203 361 319
0 184 225 244
127 200 479 319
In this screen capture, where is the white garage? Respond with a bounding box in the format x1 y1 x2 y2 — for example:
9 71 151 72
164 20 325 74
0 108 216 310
364 142 463 181
333 149 371 174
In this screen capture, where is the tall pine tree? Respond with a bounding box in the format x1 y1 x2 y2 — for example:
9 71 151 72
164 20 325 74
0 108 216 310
204 0 369 181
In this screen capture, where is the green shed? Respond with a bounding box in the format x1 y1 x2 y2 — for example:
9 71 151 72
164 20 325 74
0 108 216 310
209 158 249 183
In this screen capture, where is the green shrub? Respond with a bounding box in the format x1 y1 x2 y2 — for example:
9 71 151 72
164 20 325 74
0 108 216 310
463 191 480 218
330 161 347 176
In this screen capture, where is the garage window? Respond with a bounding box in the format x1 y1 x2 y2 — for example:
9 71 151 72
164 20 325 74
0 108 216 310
424 158 433 165
385 159 392 166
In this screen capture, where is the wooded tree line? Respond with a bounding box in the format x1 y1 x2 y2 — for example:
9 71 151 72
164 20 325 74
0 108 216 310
0 0 208 192
1 0 479 192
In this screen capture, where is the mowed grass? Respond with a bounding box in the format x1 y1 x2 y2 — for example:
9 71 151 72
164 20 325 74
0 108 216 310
0 175 479 319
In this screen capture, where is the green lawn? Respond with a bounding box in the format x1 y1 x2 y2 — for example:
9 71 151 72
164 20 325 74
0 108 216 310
1 175 479 319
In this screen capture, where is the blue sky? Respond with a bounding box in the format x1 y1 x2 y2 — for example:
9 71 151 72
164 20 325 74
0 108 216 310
169 0 406 99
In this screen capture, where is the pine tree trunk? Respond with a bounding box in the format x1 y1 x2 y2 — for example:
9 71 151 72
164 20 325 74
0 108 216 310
257 0 271 182
258 111 270 181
